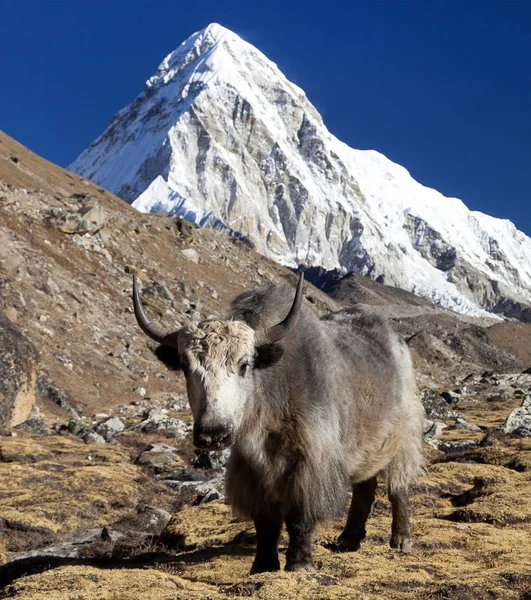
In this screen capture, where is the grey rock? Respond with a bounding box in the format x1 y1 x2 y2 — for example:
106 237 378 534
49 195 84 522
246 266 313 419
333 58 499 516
0 311 39 432
421 389 450 420
95 416 125 441
440 391 462 404
67 419 88 436
181 248 199 264
81 430 106 444
439 440 479 454
423 420 447 439
6 528 105 562
504 392 531 436
453 417 482 432
16 418 52 435
139 504 173 530
161 474 224 504
193 448 231 470
136 443 184 473
133 408 191 437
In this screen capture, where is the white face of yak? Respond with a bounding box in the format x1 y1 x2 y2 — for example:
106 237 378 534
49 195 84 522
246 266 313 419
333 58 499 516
178 320 257 450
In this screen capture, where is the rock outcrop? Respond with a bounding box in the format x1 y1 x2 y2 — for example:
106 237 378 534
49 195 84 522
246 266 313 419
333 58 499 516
0 313 39 432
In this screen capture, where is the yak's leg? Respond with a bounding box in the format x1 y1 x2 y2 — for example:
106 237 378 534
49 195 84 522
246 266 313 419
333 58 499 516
285 508 316 572
389 488 412 553
338 476 377 551
251 507 283 574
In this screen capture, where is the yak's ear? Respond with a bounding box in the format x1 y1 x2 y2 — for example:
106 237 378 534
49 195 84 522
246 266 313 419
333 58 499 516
154 345 182 371
254 343 284 369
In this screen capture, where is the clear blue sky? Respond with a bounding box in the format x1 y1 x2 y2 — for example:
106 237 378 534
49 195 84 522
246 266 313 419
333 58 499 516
1 0 530 235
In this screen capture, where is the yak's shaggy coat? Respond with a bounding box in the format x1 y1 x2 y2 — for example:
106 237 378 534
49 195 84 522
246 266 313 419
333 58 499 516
135 275 425 571
224 284 424 525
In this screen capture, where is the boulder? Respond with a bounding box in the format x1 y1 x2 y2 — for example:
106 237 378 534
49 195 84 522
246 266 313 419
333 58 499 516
133 408 191 437
421 389 450 420
0 312 39 432
94 416 125 441
181 248 199 264
504 393 531 437
439 440 479 454
136 443 185 473
193 448 231 471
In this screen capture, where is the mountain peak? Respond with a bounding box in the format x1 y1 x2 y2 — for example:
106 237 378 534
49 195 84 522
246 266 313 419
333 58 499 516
68 27 531 321
199 22 235 42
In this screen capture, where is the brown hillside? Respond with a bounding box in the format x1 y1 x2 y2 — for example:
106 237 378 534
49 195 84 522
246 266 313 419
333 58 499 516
0 131 530 599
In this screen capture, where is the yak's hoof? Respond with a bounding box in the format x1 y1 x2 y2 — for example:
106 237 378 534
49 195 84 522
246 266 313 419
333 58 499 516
390 534 412 554
250 557 280 574
337 529 365 552
285 560 315 573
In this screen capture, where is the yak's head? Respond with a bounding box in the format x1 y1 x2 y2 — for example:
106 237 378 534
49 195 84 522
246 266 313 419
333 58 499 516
132 274 303 450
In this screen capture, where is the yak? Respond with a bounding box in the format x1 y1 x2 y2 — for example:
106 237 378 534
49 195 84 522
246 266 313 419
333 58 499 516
132 273 424 573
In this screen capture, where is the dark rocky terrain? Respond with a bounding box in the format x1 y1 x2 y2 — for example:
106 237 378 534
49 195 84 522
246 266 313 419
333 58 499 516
1 129 530 599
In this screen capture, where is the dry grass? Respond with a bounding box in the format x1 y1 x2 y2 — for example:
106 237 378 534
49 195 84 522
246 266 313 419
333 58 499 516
3 437 530 599
0 435 174 555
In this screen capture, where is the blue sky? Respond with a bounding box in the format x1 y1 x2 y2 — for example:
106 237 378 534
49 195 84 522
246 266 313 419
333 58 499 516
1 0 530 235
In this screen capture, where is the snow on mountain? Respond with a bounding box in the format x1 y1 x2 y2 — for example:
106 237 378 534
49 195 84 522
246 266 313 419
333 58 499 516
69 23 531 320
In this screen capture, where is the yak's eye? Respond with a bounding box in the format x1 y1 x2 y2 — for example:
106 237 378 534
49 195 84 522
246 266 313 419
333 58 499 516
239 361 249 377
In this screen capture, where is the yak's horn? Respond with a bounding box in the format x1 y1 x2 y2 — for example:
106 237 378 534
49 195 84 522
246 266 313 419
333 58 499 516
255 273 304 346
132 275 179 348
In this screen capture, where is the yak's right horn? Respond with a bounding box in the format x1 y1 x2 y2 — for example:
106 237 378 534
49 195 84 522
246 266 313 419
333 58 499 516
132 275 179 348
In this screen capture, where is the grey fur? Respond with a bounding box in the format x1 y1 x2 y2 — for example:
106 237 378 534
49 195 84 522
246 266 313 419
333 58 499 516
141 279 425 570
226 284 424 529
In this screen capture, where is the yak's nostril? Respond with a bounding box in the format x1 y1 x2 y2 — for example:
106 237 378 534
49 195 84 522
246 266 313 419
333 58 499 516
193 423 234 450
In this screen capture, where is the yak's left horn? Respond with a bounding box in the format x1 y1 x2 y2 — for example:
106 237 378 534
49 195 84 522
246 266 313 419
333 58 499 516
255 273 304 346
132 275 179 348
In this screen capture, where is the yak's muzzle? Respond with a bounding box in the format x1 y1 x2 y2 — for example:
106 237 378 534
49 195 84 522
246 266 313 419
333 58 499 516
193 422 235 450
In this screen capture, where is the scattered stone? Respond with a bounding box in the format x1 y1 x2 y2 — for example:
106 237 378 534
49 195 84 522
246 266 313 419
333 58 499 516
421 389 450 420
439 440 479 454
81 430 106 445
43 204 109 235
6 528 105 562
45 277 61 295
440 391 462 405
181 248 199 264
423 420 448 439
138 505 172 530
94 416 125 441
0 311 39 432
193 448 231 470
142 282 175 304
453 416 482 432
135 386 146 397
67 419 88 436
132 408 191 437
136 443 185 473
161 473 224 504
16 418 52 435
486 393 508 403
504 393 531 437
36 371 80 418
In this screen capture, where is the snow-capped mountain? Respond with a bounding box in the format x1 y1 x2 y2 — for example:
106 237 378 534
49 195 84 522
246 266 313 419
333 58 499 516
69 23 531 320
